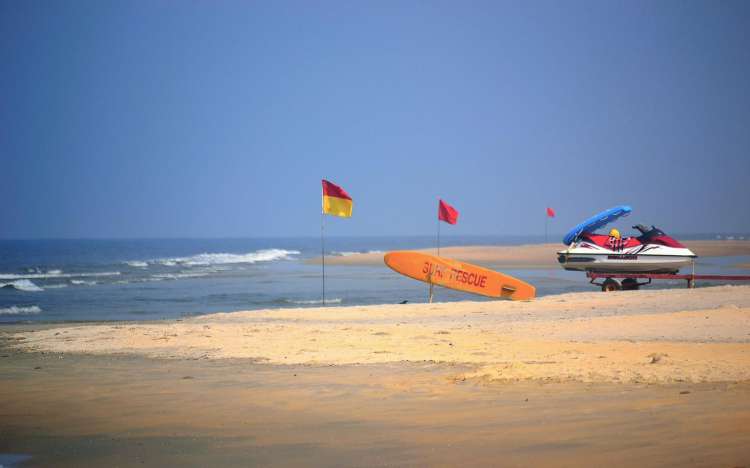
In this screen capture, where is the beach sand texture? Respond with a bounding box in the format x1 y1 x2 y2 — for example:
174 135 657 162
14 285 750 384
313 240 750 267
3 349 749 467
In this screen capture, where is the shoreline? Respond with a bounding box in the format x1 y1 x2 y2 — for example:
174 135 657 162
310 239 750 267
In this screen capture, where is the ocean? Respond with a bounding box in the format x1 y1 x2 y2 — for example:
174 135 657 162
1 236 748 323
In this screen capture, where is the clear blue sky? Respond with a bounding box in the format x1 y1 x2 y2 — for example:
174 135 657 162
3 1 749 239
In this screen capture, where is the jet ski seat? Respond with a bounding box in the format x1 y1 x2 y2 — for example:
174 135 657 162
580 233 642 249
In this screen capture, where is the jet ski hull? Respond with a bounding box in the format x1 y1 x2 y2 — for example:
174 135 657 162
557 252 695 274
559 218 696 275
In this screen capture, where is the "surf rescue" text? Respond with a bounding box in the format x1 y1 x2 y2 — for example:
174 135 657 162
422 261 487 288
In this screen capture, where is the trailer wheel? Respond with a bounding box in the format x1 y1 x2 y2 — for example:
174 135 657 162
621 278 639 291
601 278 621 292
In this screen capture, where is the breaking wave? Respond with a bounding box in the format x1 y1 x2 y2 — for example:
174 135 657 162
125 261 148 268
0 271 121 280
71 280 97 286
153 249 300 267
0 305 42 315
0 279 44 292
151 272 209 280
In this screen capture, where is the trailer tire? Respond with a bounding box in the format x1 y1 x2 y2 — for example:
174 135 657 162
601 278 621 292
622 278 639 291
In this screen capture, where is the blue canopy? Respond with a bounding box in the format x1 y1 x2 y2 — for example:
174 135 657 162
562 205 632 245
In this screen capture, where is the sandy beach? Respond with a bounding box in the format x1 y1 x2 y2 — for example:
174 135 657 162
3 285 750 466
12 285 750 384
314 240 750 268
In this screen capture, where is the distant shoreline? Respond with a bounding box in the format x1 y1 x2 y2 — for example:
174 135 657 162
311 240 750 267
0 234 747 242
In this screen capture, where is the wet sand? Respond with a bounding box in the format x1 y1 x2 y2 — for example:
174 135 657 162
313 240 750 268
3 285 750 466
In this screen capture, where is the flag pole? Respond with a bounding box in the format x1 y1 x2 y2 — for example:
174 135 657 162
430 206 440 304
437 212 441 257
545 211 548 244
321 208 325 306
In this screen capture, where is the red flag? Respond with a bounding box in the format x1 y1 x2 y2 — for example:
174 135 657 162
546 207 556 218
438 199 459 225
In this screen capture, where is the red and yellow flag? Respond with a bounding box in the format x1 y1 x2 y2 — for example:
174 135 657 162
322 180 353 217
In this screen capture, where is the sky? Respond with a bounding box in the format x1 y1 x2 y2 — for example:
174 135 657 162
2 0 749 239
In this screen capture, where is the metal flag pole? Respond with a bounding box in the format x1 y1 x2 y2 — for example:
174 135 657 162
430 203 440 303
427 212 440 304
545 211 548 244
437 211 441 257
321 205 326 306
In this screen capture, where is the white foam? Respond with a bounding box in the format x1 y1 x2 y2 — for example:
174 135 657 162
71 280 97 286
125 261 148 268
0 305 42 315
154 249 300 267
151 272 209 280
0 271 120 280
288 298 343 305
81 271 120 277
0 279 44 292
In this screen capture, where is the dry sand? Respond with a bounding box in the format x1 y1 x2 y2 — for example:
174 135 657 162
3 349 749 467
5 285 750 466
313 239 750 268
14 285 750 384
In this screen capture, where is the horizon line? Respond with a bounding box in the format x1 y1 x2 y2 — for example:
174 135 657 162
0 232 747 242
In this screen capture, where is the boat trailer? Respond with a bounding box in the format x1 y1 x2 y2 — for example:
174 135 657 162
586 271 750 292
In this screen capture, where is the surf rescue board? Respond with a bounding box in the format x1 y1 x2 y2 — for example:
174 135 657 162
384 251 535 301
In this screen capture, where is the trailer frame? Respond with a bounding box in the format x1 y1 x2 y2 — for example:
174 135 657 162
586 271 750 292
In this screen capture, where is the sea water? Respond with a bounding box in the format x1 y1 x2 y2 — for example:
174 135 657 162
0 236 747 323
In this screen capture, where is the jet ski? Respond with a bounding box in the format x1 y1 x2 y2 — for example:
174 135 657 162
557 206 696 274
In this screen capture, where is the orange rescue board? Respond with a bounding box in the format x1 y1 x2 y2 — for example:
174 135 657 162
384 251 535 301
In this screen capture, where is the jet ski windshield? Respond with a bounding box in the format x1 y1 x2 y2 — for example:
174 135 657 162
632 225 685 248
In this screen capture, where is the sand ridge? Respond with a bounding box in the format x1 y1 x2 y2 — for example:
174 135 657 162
14 285 750 385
